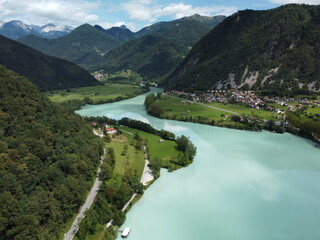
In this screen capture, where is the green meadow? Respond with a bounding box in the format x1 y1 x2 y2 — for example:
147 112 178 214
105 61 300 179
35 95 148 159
46 83 147 104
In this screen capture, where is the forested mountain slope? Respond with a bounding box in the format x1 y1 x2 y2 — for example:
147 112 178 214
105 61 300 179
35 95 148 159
18 24 121 69
0 35 99 91
165 4 320 92
99 35 188 80
0 66 103 239
135 15 226 47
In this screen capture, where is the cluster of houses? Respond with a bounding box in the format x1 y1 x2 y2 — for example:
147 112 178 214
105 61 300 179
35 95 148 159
93 71 108 81
165 89 320 114
91 122 117 134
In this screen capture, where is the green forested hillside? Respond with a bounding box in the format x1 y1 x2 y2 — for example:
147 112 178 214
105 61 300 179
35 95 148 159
136 15 225 47
99 35 188 80
0 66 104 239
135 15 226 47
95 25 136 43
165 4 320 92
0 35 99 91
18 24 121 69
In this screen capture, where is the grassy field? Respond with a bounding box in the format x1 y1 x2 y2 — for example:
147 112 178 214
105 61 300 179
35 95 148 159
158 96 227 120
109 134 145 178
46 83 146 104
158 96 278 121
305 105 320 114
208 102 278 120
119 126 180 169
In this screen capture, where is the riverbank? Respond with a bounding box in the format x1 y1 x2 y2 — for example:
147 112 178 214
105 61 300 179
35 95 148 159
71 119 194 240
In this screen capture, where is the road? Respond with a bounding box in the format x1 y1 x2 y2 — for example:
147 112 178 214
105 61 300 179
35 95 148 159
167 95 240 115
64 147 105 240
140 145 154 186
105 129 154 230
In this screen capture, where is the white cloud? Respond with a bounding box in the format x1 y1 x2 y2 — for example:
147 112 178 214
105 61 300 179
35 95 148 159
122 0 153 21
122 1 237 22
0 0 100 26
269 0 320 3
154 3 237 19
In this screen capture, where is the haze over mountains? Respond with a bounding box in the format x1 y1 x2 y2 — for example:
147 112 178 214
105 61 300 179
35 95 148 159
18 15 226 71
165 4 320 92
0 20 73 40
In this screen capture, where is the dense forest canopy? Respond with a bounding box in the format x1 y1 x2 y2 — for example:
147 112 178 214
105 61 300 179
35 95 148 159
0 65 103 239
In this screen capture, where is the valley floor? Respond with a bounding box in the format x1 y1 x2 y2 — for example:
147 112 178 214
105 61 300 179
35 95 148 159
47 83 149 110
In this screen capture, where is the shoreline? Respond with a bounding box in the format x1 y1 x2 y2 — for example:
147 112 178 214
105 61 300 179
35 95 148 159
145 93 320 145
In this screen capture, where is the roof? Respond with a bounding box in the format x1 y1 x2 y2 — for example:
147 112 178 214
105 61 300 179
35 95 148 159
122 227 131 237
106 128 115 131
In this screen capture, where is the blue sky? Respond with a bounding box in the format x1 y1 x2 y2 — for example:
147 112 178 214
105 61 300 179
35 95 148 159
0 0 319 31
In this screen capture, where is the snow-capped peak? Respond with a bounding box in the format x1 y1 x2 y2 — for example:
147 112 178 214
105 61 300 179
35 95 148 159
10 20 32 31
0 20 73 40
0 21 4 28
41 24 72 33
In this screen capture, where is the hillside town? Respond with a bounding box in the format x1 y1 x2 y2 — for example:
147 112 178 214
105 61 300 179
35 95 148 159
165 89 320 114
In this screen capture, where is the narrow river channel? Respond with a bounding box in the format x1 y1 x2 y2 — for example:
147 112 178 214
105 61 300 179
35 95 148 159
77 88 320 240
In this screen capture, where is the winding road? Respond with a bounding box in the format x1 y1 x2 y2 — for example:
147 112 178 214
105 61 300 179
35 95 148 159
65 128 154 237
64 138 105 240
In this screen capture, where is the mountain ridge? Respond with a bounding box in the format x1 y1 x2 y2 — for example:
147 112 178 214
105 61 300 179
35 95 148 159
18 24 121 69
17 15 226 70
164 4 320 92
0 20 73 39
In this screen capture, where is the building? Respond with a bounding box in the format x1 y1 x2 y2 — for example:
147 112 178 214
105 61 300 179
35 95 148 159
106 128 117 135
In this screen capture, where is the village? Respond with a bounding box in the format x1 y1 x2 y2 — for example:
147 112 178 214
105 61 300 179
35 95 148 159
165 89 320 115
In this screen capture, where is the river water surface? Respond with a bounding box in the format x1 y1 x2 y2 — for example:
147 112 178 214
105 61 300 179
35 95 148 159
77 88 320 240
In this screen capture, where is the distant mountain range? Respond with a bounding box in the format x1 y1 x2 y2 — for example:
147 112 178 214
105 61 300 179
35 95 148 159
0 35 99 91
164 4 320 92
18 24 122 69
0 20 73 40
18 14 226 74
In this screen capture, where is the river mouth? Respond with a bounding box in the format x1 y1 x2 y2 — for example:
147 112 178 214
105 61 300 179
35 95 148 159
77 88 320 240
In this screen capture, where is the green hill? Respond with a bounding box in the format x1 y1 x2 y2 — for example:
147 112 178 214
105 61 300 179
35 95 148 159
18 24 121 69
94 25 136 43
135 15 226 47
164 4 320 93
0 35 99 91
99 35 188 81
0 65 103 239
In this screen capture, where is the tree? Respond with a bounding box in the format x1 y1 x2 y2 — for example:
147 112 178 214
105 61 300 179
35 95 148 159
113 211 126 226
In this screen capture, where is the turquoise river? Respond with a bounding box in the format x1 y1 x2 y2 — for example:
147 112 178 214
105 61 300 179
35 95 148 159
77 88 320 240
